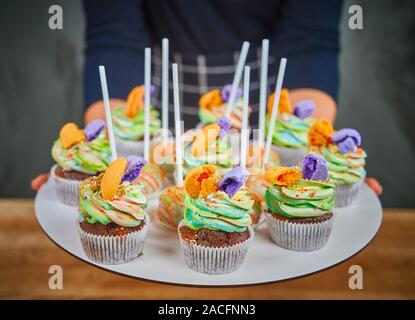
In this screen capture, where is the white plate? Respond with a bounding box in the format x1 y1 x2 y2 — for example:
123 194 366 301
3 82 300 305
35 181 382 286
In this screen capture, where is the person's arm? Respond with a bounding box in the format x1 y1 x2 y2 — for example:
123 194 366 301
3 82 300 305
271 0 342 123
270 1 382 196
32 0 150 191
83 0 150 124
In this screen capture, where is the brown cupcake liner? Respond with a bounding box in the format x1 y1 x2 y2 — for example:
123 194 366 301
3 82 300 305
50 165 82 206
76 214 149 265
335 177 364 207
271 145 306 166
264 211 334 251
177 220 254 275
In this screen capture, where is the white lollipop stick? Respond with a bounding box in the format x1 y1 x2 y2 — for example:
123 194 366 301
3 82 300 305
264 58 287 167
98 66 117 162
240 66 250 168
162 38 169 142
172 63 184 187
258 39 269 153
144 48 151 162
225 41 250 118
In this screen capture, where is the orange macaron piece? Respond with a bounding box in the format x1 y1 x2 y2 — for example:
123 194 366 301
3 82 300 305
59 123 86 149
184 164 217 198
267 88 292 115
191 124 220 157
264 167 301 186
125 86 145 118
100 157 128 200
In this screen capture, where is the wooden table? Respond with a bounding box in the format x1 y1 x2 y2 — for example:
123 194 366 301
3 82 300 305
0 199 414 299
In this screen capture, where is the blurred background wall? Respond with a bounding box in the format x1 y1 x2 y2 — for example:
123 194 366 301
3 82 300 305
0 0 414 207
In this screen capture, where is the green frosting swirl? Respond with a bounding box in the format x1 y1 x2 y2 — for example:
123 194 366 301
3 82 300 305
321 144 366 184
183 139 233 176
79 176 147 227
199 97 244 129
112 105 161 140
184 190 253 232
266 114 314 148
51 131 111 174
266 179 335 218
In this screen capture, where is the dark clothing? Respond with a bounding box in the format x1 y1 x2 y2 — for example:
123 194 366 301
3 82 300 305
83 0 342 127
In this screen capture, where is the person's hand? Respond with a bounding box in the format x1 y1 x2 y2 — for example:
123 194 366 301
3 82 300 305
31 173 49 192
31 99 125 193
365 177 383 196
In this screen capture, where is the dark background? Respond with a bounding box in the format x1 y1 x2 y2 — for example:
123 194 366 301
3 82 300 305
0 0 414 207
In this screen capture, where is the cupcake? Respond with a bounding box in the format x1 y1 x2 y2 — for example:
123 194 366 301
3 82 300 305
112 85 161 156
198 84 251 131
51 120 111 206
157 185 186 230
78 156 149 265
266 89 315 166
178 165 254 275
264 154 336 251
308 121 367 207
182 117 233 177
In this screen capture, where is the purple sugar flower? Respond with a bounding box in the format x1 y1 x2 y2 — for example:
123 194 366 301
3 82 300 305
121 156 147 182
293 100 315 119
84 119 106 141
221 84 243 103
302 154 329 181
216 116 232 138
218 166 249 198
331 128 361 154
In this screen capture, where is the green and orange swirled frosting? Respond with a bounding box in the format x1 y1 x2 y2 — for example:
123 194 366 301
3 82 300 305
183 119 233 176
183 165 253 232
265 89 315 148
265 155 335 218
308 120 367 185
112 85 161 141
79 157 148 227
51 120 111 174
198 84 250 130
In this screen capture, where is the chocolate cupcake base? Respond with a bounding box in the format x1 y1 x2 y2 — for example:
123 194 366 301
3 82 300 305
178 220 254 275
50 165 84 206
265 210 334 251
77 214 149 265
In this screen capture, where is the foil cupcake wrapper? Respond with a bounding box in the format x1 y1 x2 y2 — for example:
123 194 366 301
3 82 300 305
335 177 364 207
177 220 254 275
76 214 149 265
115 137 144 157
50 165 82 206
264 211 334 251
271 145 306 166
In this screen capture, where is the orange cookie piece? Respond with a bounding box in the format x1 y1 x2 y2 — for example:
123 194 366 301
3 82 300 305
184 165 217 198
267 88 292 115
264 167 301 186
100 157 128 200
200 176 218 197
308 119 334 147
125 86 145 118
199 89 222 111
191 124 220 157
59 123 86 149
